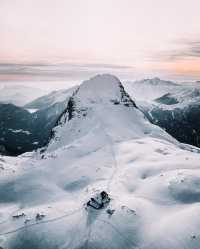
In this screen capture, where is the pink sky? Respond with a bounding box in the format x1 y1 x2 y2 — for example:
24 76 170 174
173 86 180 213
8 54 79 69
0 0 200 81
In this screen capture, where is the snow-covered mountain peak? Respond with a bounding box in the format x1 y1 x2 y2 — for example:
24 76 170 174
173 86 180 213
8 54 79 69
80 74 120 92
54 74 137 124
47 74 174 152
124 78 180 101
138 77 178 86
143 77 161 84
76 74 134 105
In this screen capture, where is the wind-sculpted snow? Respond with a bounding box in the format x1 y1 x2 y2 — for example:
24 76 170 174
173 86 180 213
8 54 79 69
0 75 200 249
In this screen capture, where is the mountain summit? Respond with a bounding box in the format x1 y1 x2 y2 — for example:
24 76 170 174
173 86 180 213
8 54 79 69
48 74 172 151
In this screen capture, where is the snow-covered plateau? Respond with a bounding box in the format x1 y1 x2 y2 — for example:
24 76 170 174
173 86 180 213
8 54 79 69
0 74 200 249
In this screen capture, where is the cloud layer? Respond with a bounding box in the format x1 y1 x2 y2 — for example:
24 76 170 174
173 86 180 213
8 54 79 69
0 63 135 81
156 39 200 61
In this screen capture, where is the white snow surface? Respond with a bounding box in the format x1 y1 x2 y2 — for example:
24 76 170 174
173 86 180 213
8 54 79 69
26 108 38 113
26 86 78 109
124 77 200 111
48 87 78 105
8 129 31 135
0 74 200 249
124 78 180 102
161 86 200 109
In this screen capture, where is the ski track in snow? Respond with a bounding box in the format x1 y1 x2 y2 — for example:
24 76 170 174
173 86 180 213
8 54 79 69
92 87 120 195
97 218 138 249
0 207 83 236
95 112 119 193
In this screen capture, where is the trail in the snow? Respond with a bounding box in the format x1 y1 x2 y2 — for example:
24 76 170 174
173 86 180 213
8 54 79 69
0 118 120 240
97 218 139 249
94 109 119 194
92 231 114 249
105 131 119 193
0 207 83 236
0 207 21 225
84 226 92 249
90 85 120 195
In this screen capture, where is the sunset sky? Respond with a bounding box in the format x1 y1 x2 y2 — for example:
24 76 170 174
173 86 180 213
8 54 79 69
0 0 200 83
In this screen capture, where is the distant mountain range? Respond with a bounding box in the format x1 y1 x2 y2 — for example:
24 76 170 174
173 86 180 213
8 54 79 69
0 77 200 156
124 78 200 148
0 85 48 106
124 77 179 101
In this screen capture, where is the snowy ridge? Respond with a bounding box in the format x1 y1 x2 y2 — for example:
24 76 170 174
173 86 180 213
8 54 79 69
25 86 78 110
125 78 200 148
155 86 200 108
48 74 174 151
0 75 200 249
124 77 180 102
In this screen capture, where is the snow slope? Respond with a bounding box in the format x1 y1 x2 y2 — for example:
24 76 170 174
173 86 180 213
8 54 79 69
124 77 180 102
25 86 78 110
124 78 200 147
0 75 200 249
134 81 200 147
155 86 200 107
